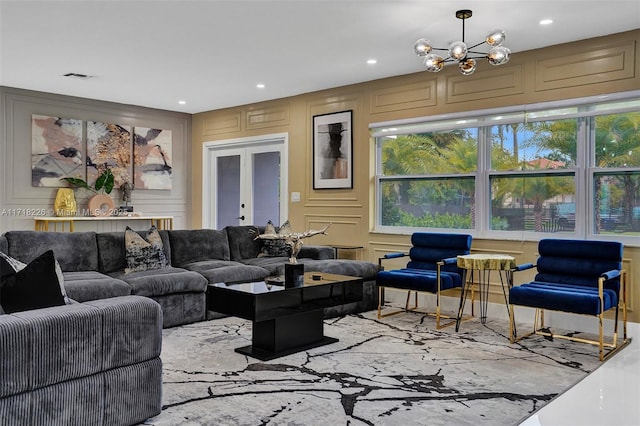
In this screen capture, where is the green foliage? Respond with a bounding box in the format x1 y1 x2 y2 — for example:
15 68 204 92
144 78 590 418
94 168 114 194
59 177 93 192
397 211 472 229
60 168 114 194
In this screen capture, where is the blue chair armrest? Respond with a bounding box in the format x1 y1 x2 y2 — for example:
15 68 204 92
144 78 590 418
601 269 621 281
382 252 408 259
378 252 408 270
441 257 458 265
512 263 535 272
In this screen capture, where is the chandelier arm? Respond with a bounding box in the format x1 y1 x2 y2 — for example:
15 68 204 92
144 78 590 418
465 54 489 60
467 41 485 50
467 50 489 55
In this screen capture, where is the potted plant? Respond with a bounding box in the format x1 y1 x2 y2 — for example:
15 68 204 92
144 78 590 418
60 167 116 216
61 167 115 194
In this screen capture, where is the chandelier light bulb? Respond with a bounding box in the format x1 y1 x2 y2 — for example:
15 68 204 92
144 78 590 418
414 38 433 56
448 41 468 60
423 53 444 72
487 46 511 65
485 29 506 46
459 58 477 75
413 9 511 75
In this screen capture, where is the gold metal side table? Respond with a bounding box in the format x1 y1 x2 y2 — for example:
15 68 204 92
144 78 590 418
455 254 516 331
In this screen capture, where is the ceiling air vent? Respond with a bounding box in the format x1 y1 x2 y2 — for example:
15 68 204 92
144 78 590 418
63 73 93 79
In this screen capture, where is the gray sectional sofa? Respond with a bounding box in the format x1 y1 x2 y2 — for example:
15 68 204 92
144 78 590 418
0 224 378 425
0 295 163 426
1 225 379 327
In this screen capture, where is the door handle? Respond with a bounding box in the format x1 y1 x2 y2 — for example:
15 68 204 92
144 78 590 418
236 215 245 220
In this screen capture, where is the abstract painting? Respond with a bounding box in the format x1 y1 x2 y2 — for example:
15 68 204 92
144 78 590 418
313 110 353 189
31 114 83 187
86 121 132 188
133 127 172 190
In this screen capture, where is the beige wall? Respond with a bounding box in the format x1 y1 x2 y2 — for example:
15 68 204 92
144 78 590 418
192 30 640 323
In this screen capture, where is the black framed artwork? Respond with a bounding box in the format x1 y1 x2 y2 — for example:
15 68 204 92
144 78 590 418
312 110 353 189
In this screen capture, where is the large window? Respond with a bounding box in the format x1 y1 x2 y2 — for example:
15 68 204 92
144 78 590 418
373 93 640 243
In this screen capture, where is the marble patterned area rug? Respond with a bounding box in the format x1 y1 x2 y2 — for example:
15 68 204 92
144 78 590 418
144 311 603 426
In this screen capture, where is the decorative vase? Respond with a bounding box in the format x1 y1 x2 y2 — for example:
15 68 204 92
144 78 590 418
54 188 77 217
88 194 115 217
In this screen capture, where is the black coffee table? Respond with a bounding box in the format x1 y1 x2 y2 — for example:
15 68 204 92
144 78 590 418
207 272 363 361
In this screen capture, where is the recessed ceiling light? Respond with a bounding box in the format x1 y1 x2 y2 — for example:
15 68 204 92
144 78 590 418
256 83 265 89
539 18 553 25
367 59 377 65
178 100 186 105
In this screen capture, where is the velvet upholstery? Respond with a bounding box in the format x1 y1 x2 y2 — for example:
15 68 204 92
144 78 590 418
376 233 472 328
376 233 471 292
149 292 206 328
2 226 377 328
225 225 263 261
509 239 623 314
169 229 230 266
110 266 207 297
4 231 99 272
0 295 162 425
62 271 132 302
508 238 627 361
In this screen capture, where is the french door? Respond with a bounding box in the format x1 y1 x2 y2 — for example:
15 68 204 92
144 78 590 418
203 133 288 229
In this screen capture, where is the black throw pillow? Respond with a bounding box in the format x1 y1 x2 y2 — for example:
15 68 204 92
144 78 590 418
0 250 65 314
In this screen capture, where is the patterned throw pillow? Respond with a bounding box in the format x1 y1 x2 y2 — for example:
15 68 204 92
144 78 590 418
258 239 292 258
0 250 66 314
257 220 292 258
124 226 168 274
0 250 70 305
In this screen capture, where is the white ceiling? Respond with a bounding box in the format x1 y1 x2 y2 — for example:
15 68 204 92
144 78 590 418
1 0 638 114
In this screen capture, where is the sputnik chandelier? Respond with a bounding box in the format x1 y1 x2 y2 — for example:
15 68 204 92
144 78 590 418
413 9 510 75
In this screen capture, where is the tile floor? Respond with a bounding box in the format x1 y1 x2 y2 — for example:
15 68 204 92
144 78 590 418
520 322 639 426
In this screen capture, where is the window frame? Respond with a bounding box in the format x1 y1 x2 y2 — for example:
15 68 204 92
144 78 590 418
372 91 640 246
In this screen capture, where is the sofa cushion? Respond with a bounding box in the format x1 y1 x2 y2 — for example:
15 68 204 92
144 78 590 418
196 264 269 284
0 250 66 314
96 229 171 273
168 229 230 266
4 231 99 272
110 267 208 297
296 259 379 281
239 257 289 276
181 259 244 273
124 226 168 274
224 225 263 261
62 271 131 302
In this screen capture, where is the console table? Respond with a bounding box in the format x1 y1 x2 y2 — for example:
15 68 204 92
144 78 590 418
330 244 364 260
33 215 174 232
455 253 516 331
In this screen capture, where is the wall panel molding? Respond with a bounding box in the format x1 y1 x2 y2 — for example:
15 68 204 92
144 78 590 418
202 112 242 136
446 64 524 104
246 104 290 130
369 80 437 114
535 40 636 91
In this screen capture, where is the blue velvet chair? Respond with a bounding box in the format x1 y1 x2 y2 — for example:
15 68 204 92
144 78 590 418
376 233 472 329
509 239 629 361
